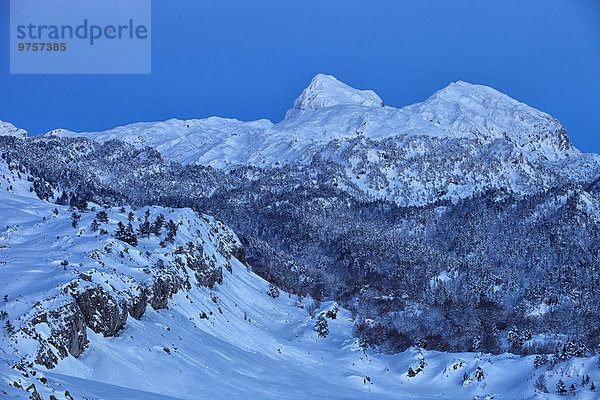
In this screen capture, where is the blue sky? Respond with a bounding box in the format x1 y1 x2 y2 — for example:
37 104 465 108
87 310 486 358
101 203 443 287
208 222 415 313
1 0 599 153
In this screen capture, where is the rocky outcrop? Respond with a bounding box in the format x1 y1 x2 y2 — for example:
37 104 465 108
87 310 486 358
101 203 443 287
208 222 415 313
183 244 225 288
0 204 241 371
48 302 87 358
26 301 88 368
195 266 223 289
35 344 59 370
150 277 175 310
231 243 246 264
127 289 148 320
75 286 128 337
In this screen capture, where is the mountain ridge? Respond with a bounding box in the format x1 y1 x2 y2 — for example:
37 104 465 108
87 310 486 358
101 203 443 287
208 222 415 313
9 74 589 207
0 121 28 139
32 74 581 167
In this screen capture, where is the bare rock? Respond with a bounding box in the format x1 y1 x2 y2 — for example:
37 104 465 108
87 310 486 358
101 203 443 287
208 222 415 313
75 286 128 337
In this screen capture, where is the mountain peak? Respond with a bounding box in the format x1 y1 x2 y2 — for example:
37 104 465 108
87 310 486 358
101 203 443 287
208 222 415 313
0 121 28 138
292 74 384 111
425 80 523 107
411 81 575 158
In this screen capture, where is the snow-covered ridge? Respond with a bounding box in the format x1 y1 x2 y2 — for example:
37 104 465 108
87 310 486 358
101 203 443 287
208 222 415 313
49 117 274 168
22 75 600 207
0 177 243 371
409 80 575 158
46 74 581 169
0 121 28 139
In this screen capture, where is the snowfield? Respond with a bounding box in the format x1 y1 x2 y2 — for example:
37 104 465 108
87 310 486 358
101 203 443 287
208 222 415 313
1 152 599 399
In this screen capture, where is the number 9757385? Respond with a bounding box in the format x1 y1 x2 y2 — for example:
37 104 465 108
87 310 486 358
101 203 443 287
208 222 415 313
17 43 67 51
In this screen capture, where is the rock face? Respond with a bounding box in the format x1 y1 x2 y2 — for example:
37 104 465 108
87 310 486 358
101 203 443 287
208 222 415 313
25 301 88 369
150 277 174 311
49 303 88 358
75 287 128 337
128 290 148 320
231 244 246 265
195 265 223 288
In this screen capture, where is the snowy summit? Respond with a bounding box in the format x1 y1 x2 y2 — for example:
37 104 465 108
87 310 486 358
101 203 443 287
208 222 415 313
37 74 599 206
0 121 28 139
290 73 384 112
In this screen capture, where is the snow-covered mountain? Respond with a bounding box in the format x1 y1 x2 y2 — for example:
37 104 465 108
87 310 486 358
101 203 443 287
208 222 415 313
50 74 579 164
0 121 28 139
2 75 600 399
290 73 384 111
1 154 600 400
48 74 599 206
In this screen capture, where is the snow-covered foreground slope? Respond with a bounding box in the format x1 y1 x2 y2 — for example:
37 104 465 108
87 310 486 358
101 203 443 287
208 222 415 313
1 157 600 399
8 263 600 400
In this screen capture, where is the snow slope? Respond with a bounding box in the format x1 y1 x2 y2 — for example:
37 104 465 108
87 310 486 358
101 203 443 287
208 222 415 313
48 117 273 168
1 153 600 399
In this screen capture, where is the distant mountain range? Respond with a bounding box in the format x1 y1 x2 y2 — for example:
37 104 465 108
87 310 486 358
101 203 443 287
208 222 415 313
37 74 599 207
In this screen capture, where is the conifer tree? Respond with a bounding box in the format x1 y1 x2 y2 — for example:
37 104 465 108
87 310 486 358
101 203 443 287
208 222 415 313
95 210 109 223
138 213 152 239
76 199 88 212
71 211 81 228
556 379 567 396
314 314 329 338
267 284 280 298
115 221 138 246
152 214 165 236
165 219 178 244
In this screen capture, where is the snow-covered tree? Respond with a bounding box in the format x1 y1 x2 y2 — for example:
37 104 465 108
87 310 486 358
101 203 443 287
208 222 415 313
152 214 165 236
267 284 280 299
534 375 548 393
165 219 178 244
556 379 567 396
115 221 138 246
314 315 329 338
137 213 152 239
71 211 81 228
95 210 109 223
